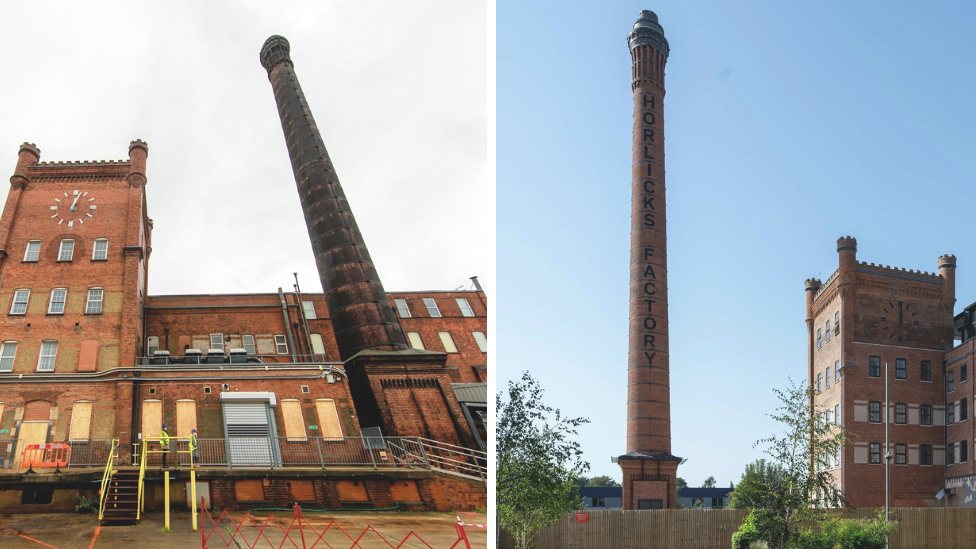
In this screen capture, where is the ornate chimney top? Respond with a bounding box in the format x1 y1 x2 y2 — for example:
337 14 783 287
628 10 669 56
260 35 292 76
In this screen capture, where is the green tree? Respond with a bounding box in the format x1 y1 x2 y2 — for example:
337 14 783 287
576 475 621 488
497 372 590 549
676 477 687 491
749 378 851 549
727 459 788 510
702 476 716 488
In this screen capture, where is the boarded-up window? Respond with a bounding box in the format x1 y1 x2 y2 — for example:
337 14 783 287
315 399 343 438
390 480 422 502
407 332 424 350
142 400 162 441
310 334 326 357
235 479 265 502
287 480 316 502
281 400 306 442
68 401 92 441
78 340 98 372
177 400 197 438
0 402 5 426
337 480 369 502
439 332 458 353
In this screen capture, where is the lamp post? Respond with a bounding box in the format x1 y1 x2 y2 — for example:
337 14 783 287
885 362 891 549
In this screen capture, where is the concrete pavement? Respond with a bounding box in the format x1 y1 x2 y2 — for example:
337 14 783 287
0 510 487 548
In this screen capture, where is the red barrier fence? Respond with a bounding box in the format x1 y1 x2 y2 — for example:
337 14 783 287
21 443 70 470
200 499 473 549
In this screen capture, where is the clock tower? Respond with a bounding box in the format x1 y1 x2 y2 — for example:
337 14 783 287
806 236 954 507
0 141 152 453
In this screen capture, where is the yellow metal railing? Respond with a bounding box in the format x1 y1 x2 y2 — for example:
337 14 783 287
97 438 120 521
138 436 198 529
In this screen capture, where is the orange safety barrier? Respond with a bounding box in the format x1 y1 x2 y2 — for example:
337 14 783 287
200 499 472 549
21 443 70 469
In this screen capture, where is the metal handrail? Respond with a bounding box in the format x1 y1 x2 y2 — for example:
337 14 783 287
97 438 120 521
138 436 195 520
137 441 146 520
137 352 341 366
416 437 487 480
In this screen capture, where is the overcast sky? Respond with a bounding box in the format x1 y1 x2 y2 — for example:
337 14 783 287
0 1 489 297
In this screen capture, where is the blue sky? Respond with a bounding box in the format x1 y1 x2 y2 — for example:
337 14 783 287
497 0 976 487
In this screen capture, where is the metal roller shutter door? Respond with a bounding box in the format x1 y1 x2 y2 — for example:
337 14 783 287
223 402 277 466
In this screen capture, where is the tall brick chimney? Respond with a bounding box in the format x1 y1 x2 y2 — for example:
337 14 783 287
617 10 682 510
260 35 408 361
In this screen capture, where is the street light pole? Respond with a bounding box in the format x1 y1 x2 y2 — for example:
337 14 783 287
885 362 892 549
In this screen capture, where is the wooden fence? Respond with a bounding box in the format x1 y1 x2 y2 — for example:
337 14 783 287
498 507 976 549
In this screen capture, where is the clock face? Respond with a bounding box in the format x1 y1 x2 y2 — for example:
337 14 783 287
50 190 96 228
880 300 919 342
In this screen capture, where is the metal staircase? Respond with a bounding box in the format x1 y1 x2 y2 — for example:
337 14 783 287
100 468 140 525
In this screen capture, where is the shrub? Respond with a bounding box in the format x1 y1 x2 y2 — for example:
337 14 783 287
732 510 759 549
787 512 897 549
75 493 99 514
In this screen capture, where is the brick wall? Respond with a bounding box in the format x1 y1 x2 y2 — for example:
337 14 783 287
809 239 955 507
207 474 484 512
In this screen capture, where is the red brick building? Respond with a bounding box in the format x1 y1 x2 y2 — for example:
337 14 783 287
807 236 976 507
0 35 487 516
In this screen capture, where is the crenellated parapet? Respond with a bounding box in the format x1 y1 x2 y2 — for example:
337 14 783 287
854 261 945 284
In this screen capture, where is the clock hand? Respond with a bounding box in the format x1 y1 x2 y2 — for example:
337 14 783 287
70 194 81 211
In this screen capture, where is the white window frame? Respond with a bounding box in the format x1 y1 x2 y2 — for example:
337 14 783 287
456 298 475 317
439 332 458 353
242 335 256 355
472 331 487 353
23 240 40 262
274 334 288 354
48 288 67 315
407 332 425 350
210 333 224 351
424 298 441 317
58 240 74 261
36 340 58 372
0 341 17 372
302 300 317 320
10 289 30 315
394 299 411 318
147 336 160 356
92 238 108 261
85 288 103 314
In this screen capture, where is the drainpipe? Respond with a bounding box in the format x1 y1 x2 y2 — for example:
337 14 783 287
278 287 298 362
944 360 948 507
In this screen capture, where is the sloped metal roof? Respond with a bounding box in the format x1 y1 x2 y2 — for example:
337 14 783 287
452 382 487 404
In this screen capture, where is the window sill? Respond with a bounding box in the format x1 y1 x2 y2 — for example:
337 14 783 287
56 260 73 263
21 260 37 264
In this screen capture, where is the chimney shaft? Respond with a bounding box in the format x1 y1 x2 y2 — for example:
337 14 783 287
260 35 408 360
626 10 671 456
